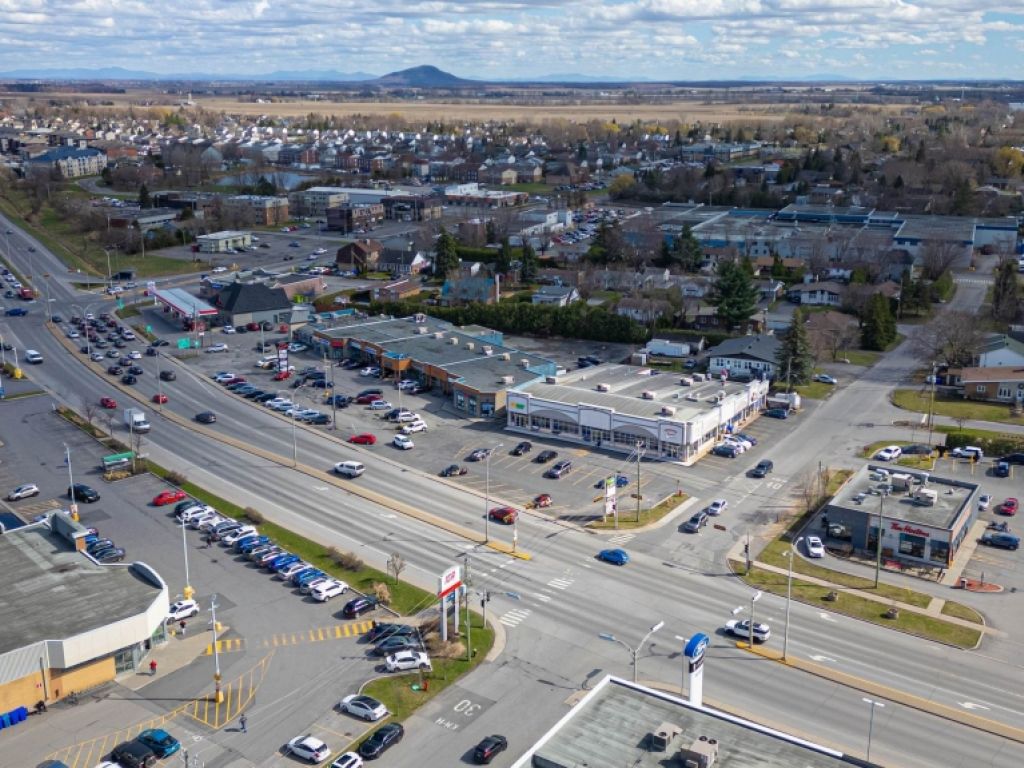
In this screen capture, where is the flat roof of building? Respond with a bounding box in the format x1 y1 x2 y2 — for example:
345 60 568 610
895 215 975 242
153 288 218 317
514 676 859 768
830 464 976 529
516 363 758 422
197 230 251 239
0 524 163 656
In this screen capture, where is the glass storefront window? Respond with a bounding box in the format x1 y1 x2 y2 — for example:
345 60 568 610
929 539 949 564
898 534 926 558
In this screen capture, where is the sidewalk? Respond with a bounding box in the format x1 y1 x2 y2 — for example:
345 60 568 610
119 623 232 692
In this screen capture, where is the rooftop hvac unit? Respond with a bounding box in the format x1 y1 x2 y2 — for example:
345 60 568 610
500 375 515 385
483 346 493 356
466 342 475 350
596 383 611 392
680 377 693 386
520 359 531 368
661 405 676 416
500 352 511 361
649 722 682 752
686 393 699 402
678 736 719 768
641 390 655 400
433 331 445 339
449 337 459 345
545 376 558 384
415 326 428 334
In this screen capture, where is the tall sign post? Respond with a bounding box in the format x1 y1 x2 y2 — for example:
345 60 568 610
603 475 618 529
683 633 709 707
437 565 462 643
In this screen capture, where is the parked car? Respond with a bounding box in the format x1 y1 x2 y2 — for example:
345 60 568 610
339 694 389 722
979 532 1020 550
596 548 630 566
153 490 187 506
764 408 789 419
373 635 421 656
535 450 558 463
806 536 825 558
365 623 418 643
712 444 738 458
384 650 431 672
68 483 100 503
7 483 40 501
473 735 509 765
285 735 332 763
511 441 532 456
440 464 467 477
342 596 379 618
392 434 414 450
874 445 902 462
311 580 349 602
1001 497 1019 516
978 494 993 510
358 723 404 760
136 729 181 759
109 741 157 768
813 374 838 384
468 448 492 462
546 460 572 479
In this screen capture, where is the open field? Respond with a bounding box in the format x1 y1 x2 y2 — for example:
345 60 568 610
12 90 912 123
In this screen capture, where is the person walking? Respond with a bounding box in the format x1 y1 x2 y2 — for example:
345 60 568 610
239 714 248 734
149 659 157 676
179 620 186 636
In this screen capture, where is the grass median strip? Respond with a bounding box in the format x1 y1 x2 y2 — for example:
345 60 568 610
730 560 981 648
587 492 689 530
941 600 984 624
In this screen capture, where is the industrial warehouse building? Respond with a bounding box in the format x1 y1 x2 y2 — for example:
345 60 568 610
302 314 557 418
196 230 252 253
822 465 979 569
506 364 770 464
0 517 168 713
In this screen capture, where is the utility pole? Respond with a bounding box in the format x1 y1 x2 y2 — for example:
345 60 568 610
927 361 937 449
210 594 223 703
874 491 886 588
635 441 643 523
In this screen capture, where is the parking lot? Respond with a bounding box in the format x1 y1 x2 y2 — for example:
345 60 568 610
0 395 411 768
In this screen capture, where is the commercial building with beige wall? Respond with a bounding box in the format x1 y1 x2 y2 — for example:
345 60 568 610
0 519 169 713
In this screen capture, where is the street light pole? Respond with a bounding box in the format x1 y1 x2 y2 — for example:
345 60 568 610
277 388 298 466
483 443 503 543
210 594 223 703
181 517 194 601
63 442 77 520
783 538 802 661
733 591 762 649
863 697 885 762
874 491 886 588
635 440 644 523
599 620 664 682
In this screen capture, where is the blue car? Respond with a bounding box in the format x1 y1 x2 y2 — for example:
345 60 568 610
136 728 181 758
237 535 270 554
5 307 28 316
271 553 301 572
597 548 630 566
764 408 789 419
294 569 325 587
736 433 758 446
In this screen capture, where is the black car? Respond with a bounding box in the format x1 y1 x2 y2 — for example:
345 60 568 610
474 735 509 764
750 459 774 478
309 379 333 389
110 740 156 768
86 538 115 555
343 596 379 619
307 414 332 425
128 365 144 375
121 373 137 385
535 450 558 463
196 411 217 424
365 623 418 643
998 453 1024 465
244 389 266 399
326 394 351 407
255 393 278 403
145 347 158 356
357 388 383 398
51 314 63 323
68 484 100 503
358 723 404 760
159 370 176 381
80 345 92 354
511 441 532 456
995 461 1011 478
94 547 126 563
150 339 169 347
107 365 123 375
712 444 737 458
440 464 467 478
372 635 421 656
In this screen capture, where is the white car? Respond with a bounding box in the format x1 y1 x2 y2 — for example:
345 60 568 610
277 561 312 580
306 253 318 261
805 536 825 558
401 420 427 435
122 330 136 340
978 494 992 510
90 352 105 362
334 461 365 478
368 400 392 411
196 515 228 532
875 445 902 462
393 434 414 450
222 325 236 334
7 483 40 501
206 343 229 353
360 366 381 377
331 753 363 768
212 266 228 274
176 504 215 523
288 342 308 353
167 599 199 622
285 735 331 763
724 435 753 450
814 374 838 385
706 499 728 516
396 411 420 423
724 619 771 643
385 650 431 672
67 329 80 338
397 379 417 391
188 511 221 529
128 350 142 359
269 400 295 411
311 580 349 602
214 372 237 383
301 576 333 594
314 247 327 255
221 526 257 546
339 693 389 721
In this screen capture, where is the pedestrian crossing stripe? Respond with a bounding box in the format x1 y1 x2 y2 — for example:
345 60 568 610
499 608 531 627
546 577 574 590
202 620 373 655
608 533 635 546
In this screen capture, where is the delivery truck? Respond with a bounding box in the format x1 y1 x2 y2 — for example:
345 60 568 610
123 408 151 433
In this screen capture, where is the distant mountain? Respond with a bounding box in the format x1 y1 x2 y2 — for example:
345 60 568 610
260 69 378 82
372 65 475 87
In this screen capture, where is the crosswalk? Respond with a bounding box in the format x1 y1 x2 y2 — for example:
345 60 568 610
499 608 532 627
546 576 574 590
607 533 635 547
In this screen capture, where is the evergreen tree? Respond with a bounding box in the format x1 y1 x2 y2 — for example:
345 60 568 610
713 261 758 330
520 241 539 282
433 226 460 281
861 292 896 351
254 176 276 196
496 237 513 275
992 259 1021 322
138 183 150 209
676 225 703 272
485 220 497 245
655 239 675 269
777 308 814 387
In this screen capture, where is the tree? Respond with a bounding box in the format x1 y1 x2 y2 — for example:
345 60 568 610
485 219 497 245
919 239 962 280
387 552 406 585
520 242 539 282
712 261 758 330
912 310 983 367
654 239 675 269
675 225 703 272
253 176 276 196
495 237 513 275
608 174 637 200
991 258 1020 323
585 221 626 265
860 292 897 351
433 226 459 281
777 308 814 387
137 183 150 209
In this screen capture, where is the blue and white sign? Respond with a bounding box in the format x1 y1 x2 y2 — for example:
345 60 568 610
684 632 709 672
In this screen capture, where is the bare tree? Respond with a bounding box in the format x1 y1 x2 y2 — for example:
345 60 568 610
81 397 98 428
911 310 984 367
919 239 965 280
387 552 406 585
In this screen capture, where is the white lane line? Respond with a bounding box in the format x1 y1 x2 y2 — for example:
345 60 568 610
499 608 532 627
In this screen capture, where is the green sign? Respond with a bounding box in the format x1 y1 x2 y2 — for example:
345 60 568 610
145 324 153 333
177 339 190 349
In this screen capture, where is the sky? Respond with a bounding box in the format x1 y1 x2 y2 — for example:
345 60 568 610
1 0 1023 81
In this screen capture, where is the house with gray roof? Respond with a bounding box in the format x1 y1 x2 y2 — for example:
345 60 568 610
213 282 292 328
706 334 782 380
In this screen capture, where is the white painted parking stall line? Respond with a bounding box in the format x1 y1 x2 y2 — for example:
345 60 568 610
546 577 574 590
499 608 532 627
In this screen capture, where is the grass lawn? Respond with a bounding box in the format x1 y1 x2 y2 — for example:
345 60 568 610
935 425 1024 444
791 380 833 400
842 348 883 367
941 600 984 624
362 613 494 722
588 492 688 530
758 539 931 607
732 560 981 648
505 182 554 194
891 389 1024 425
859 441 935 468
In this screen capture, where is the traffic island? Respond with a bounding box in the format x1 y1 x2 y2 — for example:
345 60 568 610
586 491 691 531
958 578 1003 593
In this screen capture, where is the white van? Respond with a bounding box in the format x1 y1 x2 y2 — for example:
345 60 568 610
24 349 43 364
334 461 365 478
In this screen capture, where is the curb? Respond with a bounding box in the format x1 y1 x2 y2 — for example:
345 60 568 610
740 643 1024 746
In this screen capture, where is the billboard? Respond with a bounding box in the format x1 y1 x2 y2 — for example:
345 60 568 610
438 565 462 598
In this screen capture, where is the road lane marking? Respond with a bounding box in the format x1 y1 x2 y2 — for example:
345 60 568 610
499 608 531 627
546 577 574 590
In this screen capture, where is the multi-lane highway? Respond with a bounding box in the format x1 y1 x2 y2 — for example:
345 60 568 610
3 215 1024 767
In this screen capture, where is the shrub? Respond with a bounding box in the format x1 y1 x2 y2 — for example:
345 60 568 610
327 547 364 571
244 506 265 524
166 470 187 486
373 582 392 605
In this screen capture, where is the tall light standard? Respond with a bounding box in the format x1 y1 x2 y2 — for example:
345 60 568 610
874 490 887 588
277 388 298 466
209 594 224 703
62 442 78 520
599 620 664 683
483 443 504 543
732 590 762 649
181 516 195 601
782 537 803 661
863 697 885 762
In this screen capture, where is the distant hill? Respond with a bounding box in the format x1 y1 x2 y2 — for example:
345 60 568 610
372 65 475 87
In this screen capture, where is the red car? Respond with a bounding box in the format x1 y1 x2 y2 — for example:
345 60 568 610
152 489 187 506
273 370 291 381
223 377 246 386
534 494 553 508
100 396 117 409
349 433 377 445
1001 497 1018 516
152 393 169 404
246 322 260 331
356 393 382 404
488 506 518 524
